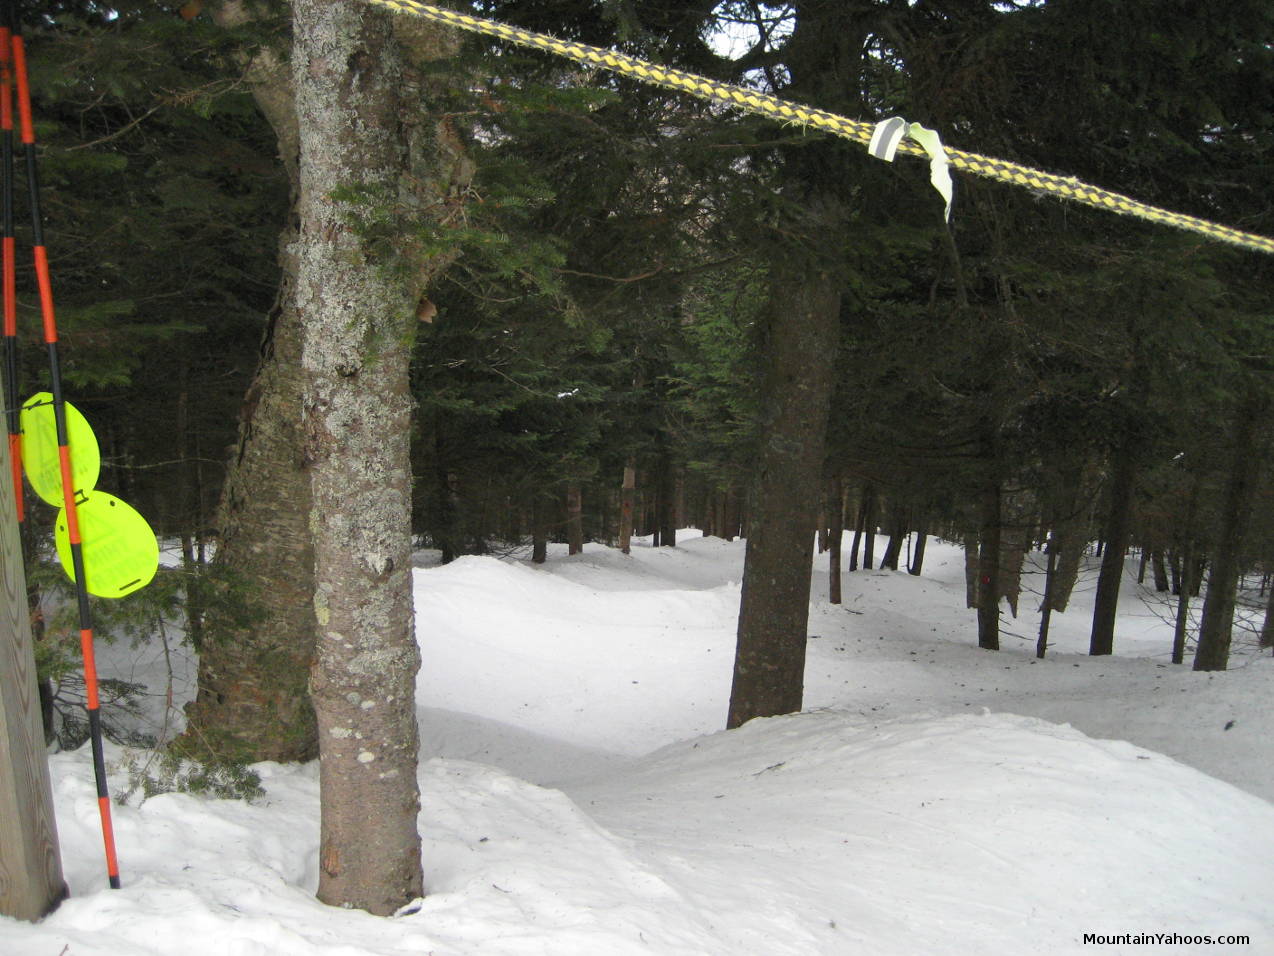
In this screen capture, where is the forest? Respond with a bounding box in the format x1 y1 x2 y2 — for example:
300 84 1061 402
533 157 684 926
3 0 1274 942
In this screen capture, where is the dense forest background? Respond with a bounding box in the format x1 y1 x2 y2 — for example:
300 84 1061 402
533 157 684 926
11 0 1274 744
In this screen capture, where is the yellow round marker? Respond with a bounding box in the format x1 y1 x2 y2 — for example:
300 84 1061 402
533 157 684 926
54 492 159 598
20 391 101 506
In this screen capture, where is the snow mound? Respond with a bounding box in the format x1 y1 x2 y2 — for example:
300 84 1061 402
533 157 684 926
577 710 1274 955
15 710 1272 955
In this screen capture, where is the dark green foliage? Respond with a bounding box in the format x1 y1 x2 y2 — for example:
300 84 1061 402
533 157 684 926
13 0 1274 681
15 7 286 537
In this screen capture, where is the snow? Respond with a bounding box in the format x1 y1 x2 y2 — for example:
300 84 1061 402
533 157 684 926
4 533 1273 955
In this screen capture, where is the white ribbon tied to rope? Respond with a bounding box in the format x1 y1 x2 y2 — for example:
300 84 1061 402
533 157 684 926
868 116 953 222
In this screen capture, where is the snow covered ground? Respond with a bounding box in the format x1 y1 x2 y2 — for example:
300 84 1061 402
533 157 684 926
4 533 1272 955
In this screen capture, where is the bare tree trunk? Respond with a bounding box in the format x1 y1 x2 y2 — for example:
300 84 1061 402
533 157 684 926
180 244 319 762
977 479 1002 650
619 460 636 554
828 476 844 604
1259 581 1274 651
908 523 928 576
998 491 1031 618
1151 550 1170 592
1172 542 1195 665
1090 450 1137 656
177 0 318 768
1195 393 1265 671
727 273 839 728
1036 534 1058 659
723 485 740 541
294 0 427 913
531 495 548 564
656 451 676 548
861 488 877 570
566 483 584 555
878 505 906 571
849 488 865 572
963 532 979 609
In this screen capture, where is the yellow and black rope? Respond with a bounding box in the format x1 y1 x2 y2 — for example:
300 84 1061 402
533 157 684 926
366 0 1274 256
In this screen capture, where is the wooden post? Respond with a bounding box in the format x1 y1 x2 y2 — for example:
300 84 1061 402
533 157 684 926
0 430 67 920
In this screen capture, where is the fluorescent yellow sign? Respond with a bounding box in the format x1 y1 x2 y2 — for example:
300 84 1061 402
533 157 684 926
20 391 101 506
55 492 159 598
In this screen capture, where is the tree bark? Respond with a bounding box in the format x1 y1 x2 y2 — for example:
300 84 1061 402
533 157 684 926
1089 449 1137 656
878 505 906 571
656 450 676 548
727 273 840 728
1194 393 1265 671
861 488 876 570
566 482 584 555
849 489 865 572
178 0 322 763
998 490 1031 618
976 478 1002 650
963 532 979 609
1259 580 1274 650
1036 533 1058 659
828 475 844 604
908 522 927 576
293 0 425 913
619 459 635 554
180 239 319 762
531 495 548 564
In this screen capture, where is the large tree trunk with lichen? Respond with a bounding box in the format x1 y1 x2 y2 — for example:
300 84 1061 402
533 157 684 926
182 0 467 771
293 0 424 914
177 0 316 764
180 260 320 763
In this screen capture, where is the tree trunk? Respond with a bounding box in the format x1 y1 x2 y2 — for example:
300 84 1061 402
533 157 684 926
1258 580 1274 650
619 460 636 554
828 476 844 604
180 238 319 762
963 532 979 609
727 273 840 729
566 482 584 555
531 495 548 564
294 0 425 913
1089 450 1137 656
849 488 865 572
861 488 876 570
177 0 318 767
656 451 676 548
723 485 740 541
908 523 927 576
1151 550 1169 592
1050 529 1084 612
1036 534 1058 659
1171 540 1195 665
976 479 1002 650
997 491 1030 619
1194 393 1265 671
879 506 906 571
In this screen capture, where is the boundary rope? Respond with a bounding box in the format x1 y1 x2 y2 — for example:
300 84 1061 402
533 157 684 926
366 0 1274 256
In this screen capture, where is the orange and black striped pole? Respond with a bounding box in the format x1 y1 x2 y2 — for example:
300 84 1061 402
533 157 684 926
0 21 19 522
9 8 121 890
